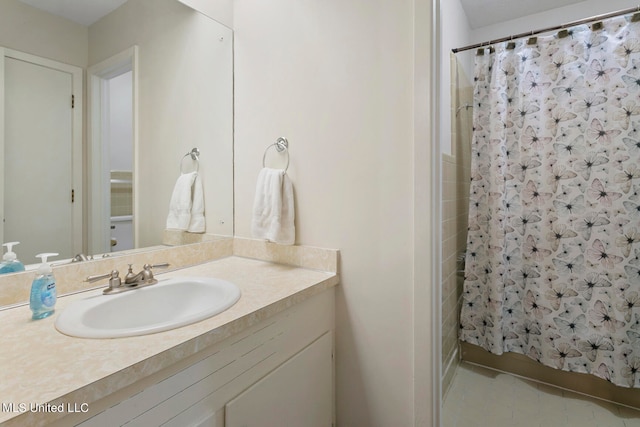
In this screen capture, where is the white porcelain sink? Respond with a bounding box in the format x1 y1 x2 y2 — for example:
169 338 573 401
55 277 241 338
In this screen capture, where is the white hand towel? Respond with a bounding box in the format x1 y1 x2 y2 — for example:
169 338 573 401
188 174 205 233
166 172 197 230
251 168 295 245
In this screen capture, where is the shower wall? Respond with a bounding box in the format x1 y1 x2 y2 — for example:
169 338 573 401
441 55 472 396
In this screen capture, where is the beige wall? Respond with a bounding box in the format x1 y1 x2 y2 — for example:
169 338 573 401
233 0 426 424
0 0 87 67
89 0 234 246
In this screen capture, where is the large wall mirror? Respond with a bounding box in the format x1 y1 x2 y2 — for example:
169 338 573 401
0 0 233 267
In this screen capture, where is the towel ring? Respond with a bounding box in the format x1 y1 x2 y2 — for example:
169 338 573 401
262 137 289 172
180 148 200 174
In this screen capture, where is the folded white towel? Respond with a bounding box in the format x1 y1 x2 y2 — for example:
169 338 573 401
188 174 205 233
251 168 295 245
166 172 197 231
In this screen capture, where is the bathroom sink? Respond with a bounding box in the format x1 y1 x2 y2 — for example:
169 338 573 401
55 277 241 338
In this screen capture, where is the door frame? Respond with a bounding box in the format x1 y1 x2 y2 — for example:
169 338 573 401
0 47 83 255
87 46 139 254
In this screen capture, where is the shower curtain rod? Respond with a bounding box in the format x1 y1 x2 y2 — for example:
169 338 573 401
452 5 640 53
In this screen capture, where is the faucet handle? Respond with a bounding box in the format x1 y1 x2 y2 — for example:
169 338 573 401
72 253 89 262
86 270 118 283
148 262 170 269
86 270 122 293
141 263 170 281
142 262 170 273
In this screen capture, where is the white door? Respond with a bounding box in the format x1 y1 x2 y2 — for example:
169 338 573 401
88 47 136 255
4 56 74 262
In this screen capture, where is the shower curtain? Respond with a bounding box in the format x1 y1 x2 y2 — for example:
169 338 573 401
459 13 640 388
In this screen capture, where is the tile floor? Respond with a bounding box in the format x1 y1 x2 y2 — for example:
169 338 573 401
442 361 640 427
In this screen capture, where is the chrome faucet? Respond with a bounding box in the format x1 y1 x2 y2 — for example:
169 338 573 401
86 263 169 295
72 253 91 262
72 253 110 263
125 263 170 286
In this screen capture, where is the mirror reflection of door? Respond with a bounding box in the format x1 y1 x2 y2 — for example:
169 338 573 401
2 51 82 262
106 70 133 252
88 47 136 255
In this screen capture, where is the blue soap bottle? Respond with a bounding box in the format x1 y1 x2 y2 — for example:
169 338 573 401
0 242 25 274
30 253 58 320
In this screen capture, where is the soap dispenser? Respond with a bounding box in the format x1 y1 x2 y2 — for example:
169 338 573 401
29 253 58 320
0 242 25 274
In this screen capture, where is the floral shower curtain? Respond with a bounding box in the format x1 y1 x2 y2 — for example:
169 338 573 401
459 13 640 388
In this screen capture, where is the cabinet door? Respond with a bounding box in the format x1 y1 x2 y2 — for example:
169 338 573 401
225 332 333 427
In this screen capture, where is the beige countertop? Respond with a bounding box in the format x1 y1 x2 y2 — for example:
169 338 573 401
0 255 338 426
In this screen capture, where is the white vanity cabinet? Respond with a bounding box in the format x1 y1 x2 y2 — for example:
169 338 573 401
225 332 333 427
66 289 334 427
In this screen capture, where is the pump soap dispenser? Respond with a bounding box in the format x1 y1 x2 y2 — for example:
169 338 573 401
30 253 58 320
0 242 25 274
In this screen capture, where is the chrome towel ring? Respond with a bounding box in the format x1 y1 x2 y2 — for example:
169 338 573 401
180 148 200 174
262 137 289 172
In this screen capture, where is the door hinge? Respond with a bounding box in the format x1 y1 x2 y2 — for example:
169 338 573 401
71 94 75 109
71 189 75 203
